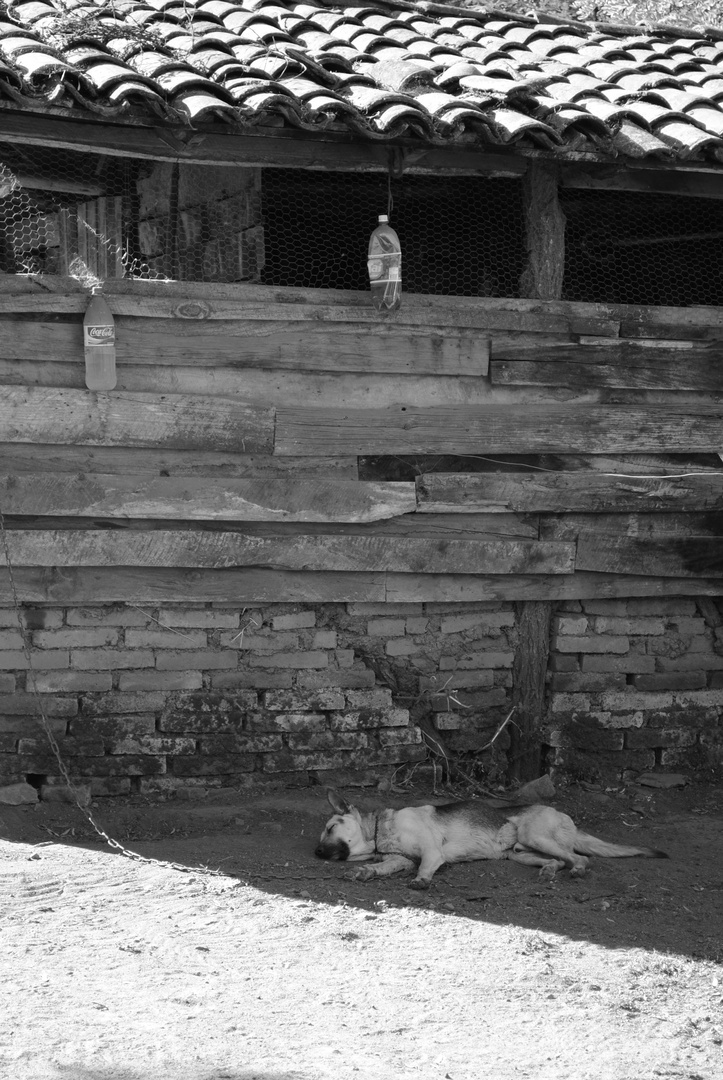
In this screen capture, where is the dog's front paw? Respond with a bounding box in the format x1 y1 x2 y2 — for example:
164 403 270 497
346 865 377 882
538 863 558 882
408 877 430 891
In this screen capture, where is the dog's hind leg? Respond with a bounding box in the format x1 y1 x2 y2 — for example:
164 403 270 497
349 854 416 881
507 847 567 880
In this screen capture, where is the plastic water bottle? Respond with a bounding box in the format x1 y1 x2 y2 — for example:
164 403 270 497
83 288 117 390
368 214 401 313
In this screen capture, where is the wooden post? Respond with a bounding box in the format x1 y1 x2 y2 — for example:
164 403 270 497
510 600 553 782
519 161 566 301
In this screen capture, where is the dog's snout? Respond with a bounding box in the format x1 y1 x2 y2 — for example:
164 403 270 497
315 844 328 859
315 839 350 861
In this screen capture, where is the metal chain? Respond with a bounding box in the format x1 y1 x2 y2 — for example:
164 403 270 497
0 506 224 877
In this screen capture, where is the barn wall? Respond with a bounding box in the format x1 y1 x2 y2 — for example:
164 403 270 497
1 274 723 793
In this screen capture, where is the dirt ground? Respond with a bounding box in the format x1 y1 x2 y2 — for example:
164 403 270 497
1 776 722 1080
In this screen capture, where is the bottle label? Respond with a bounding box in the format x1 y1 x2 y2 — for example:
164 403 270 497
84 325 115 346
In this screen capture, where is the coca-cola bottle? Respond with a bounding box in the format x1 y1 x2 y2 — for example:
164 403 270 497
368 215 401 313
83 288 116 390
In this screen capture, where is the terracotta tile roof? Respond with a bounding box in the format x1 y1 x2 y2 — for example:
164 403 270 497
1 0 723 162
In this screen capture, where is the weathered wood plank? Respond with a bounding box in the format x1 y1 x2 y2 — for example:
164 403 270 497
519 161 565 301
492 341 711 361
575 536 723 577
0 319 490 377
491 356 723 391
541 512 723 540
510 600 552 782
416 471 723 514
0 567 386 604
0 444 357 479
0 475 415 523
621 305 723 341
562 164 723 201
385 572 723 602
0 387 273 452
275 404 723 457
0 531 575 575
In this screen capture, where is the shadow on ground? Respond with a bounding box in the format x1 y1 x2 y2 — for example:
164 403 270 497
1 779 722 963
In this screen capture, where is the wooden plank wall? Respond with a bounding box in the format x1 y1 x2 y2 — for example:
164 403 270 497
1 275 722 604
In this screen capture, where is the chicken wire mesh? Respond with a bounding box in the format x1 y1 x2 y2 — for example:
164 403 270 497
0 141 721 307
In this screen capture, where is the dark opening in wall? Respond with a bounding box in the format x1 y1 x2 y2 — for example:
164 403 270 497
261 169 525 297
561 188 723 307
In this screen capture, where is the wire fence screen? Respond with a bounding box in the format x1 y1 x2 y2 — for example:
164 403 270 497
0 142 721 306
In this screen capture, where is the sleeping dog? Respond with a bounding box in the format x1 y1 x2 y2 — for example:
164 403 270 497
316 788 668 889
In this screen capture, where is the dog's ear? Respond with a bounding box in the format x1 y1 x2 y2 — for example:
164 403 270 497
327 788 352 816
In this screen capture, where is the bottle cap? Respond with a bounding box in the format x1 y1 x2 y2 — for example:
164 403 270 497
378 214 388 223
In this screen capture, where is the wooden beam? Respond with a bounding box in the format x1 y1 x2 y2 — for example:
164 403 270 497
0 475 415 523
0 444 357 479
519 161 565 301
0 531 575 575
275 404 723 457
0 387 273 452
491 356 723 392
575 536 723 577
541 512 723 540
562 163 723 201
385 572 723 602
510 601 552 783
0 566 386 604
416 471 723 514
0 319 490 378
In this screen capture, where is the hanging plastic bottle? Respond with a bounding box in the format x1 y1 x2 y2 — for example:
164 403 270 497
368 214 401 313
83 287 117 391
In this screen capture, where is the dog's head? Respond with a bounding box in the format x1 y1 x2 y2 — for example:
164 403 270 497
315 788 374 862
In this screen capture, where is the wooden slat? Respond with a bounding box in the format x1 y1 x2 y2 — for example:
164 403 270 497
621 305 723 341
0 531 575 575
386 571 723 602
0 567 386 604
491 356 723 391
0 475 415 523
541 512 723 540
275 404 723 456
0 386 273 452
562 164 723 201
0 319 490 377
575 536 723 577
0 444 357 479
416 471 723 514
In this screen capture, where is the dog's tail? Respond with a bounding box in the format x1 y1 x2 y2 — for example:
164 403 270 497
573 831 669 860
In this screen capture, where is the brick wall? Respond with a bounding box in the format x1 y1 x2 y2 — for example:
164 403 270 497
0 597 720 797
544 598 723 784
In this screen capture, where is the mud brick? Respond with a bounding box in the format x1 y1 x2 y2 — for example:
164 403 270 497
264 689 344 712
70 715 156 738
297 669 376 690
119 671 203 692
455 651 515 669
625 728 697 749
657 654 723 671
0 759 25 782
551 747 655 782
595 617 665 636
66 607 147 627
553 635 629 654
434 713 463 730
32 671 112 693
0 608 62 630
0 715 60 735
362 744 427 766
226 632 299 653
345 689 393 709
212 671 292 690
0 693 77 717
312 630 337 649
549 655 580 672
431 687 507 712
329 707 409 731
155 650 234 671
386 638 420 657
157 609 239 629
553 616 588 636
439 612 513 634
336 649 354 668
159 691 257 732
0 630 24 650
378 727 422 746
81 692 166 716
106 736 197 755
172 754 256 775
546 722 624 751
272 611 316 630
669 617 708 636
63 755 166 776
262 750 346 773
581 655 655 674
672 689 723 708
287 731 368 751
0 675 14 693
551 673 626 693
71 649 153 670
367 618 406 637
90 776 131 796
247 712 327 733
198 734 283 754
551 693 592 713
406 617 429 635
34 629 120 648
0 733 18 751
0 650 69 670
250 651 328 669
126 629 207 649
18 736 105 756
420 670 494 692
633 673 707 691
710 672 723 688
628 599 698 617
